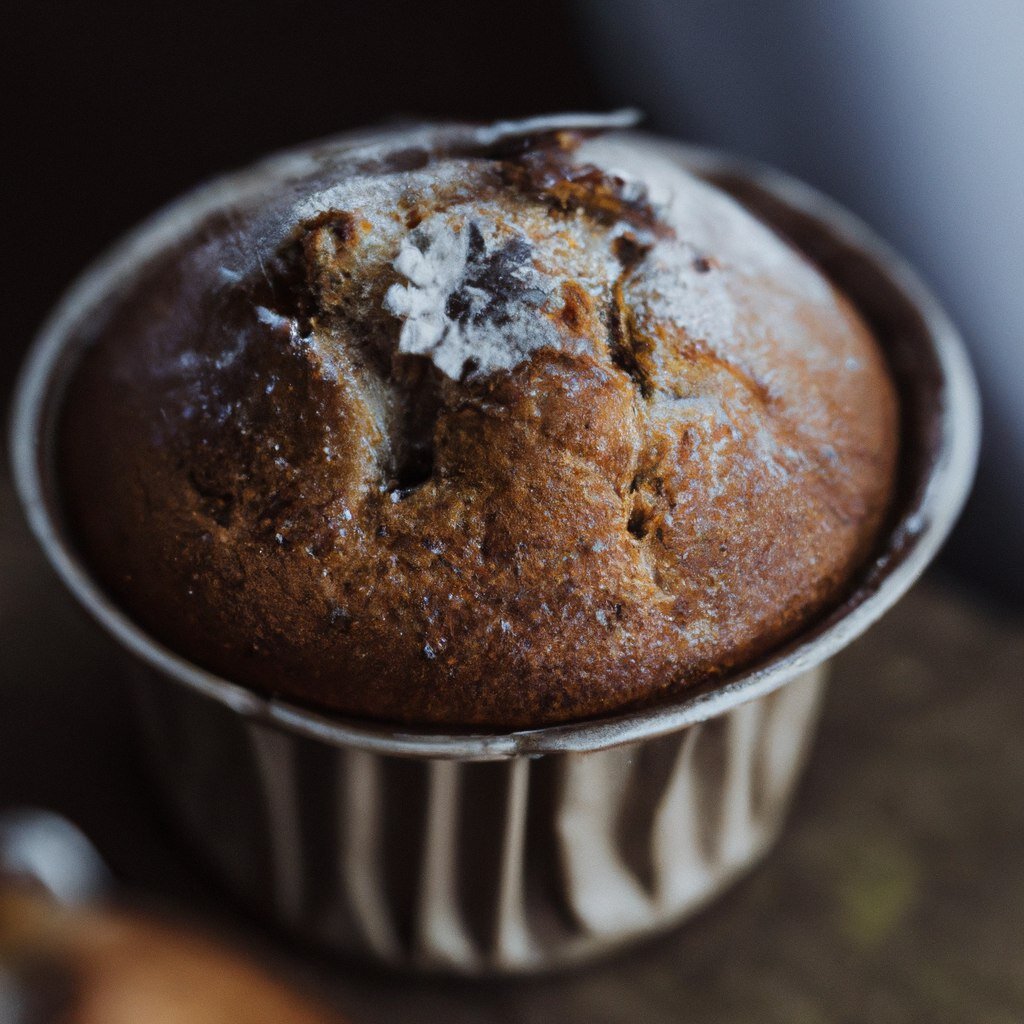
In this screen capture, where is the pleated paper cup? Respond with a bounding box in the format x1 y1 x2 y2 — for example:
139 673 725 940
10 137 979 974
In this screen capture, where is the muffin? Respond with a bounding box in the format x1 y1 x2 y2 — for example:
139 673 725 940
58 113 898 728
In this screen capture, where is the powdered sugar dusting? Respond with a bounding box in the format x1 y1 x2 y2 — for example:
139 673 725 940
384 217 564 379
156 117 864 465
576 136 839 376
579 136 829 288
204 121 850 394
385 220 471 358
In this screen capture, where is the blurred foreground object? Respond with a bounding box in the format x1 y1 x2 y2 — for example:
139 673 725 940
0 812 340 1024
579 0 1024 602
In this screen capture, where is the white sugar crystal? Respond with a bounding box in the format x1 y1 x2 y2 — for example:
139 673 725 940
384 217 563 379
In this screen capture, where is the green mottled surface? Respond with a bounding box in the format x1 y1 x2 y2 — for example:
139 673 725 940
1 468 1022 1023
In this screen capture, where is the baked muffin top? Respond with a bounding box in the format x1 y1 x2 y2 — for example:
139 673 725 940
59 114 898 727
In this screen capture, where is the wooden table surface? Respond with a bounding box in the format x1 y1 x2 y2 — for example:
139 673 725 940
1 463 1022 1024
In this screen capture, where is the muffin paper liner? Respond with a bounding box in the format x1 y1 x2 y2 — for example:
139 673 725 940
133 664 823 972
11 130 980 973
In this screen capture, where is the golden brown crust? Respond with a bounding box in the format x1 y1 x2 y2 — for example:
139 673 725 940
58 122 898 728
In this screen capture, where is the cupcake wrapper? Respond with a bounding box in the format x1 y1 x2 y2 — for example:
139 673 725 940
134 664 824 974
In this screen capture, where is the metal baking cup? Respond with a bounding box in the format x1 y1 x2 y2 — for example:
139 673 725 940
10 134 979 974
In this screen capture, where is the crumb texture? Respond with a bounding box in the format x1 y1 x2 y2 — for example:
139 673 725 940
58 117 899 727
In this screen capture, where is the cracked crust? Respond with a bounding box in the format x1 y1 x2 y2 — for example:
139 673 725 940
58 119 899 727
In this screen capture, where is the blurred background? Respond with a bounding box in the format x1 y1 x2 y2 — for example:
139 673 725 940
5 0 1021 605
1 2 1022 1021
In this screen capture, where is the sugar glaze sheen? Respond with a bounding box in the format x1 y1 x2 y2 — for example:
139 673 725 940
57 114 898 727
